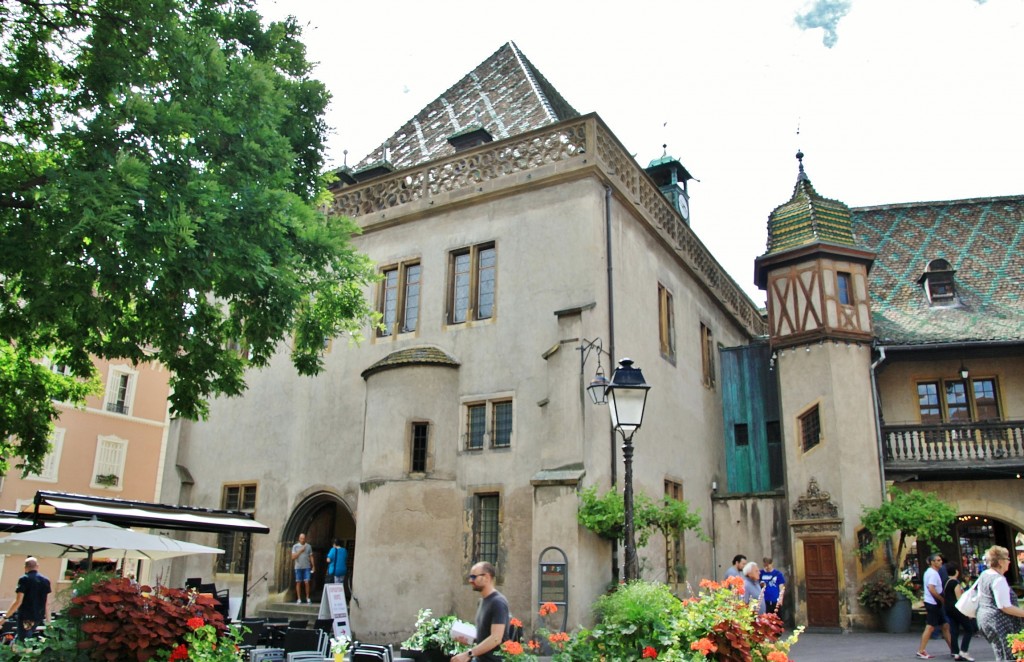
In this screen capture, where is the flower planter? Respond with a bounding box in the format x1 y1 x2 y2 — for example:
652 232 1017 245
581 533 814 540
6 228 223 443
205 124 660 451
881 594 912 634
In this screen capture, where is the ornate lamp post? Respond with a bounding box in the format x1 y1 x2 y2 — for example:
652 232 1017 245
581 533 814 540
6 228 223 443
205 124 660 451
605 358 650 581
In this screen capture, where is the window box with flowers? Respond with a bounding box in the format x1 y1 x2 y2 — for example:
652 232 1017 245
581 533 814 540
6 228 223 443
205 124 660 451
95 473 119 487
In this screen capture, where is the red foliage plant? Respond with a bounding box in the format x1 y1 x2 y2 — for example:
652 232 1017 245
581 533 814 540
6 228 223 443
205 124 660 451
70 577 224 661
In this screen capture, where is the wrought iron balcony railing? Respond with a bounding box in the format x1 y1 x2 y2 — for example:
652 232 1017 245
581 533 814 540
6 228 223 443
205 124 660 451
882 420 1024 465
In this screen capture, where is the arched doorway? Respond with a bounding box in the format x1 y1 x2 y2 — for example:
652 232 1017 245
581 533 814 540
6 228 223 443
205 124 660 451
910 513 1023 585
280 492 355 602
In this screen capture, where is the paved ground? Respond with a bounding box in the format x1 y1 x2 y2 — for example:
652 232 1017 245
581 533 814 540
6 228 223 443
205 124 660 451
790 630 998 661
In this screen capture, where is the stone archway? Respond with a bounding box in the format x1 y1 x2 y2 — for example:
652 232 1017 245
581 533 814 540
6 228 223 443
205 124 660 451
280 491 355 601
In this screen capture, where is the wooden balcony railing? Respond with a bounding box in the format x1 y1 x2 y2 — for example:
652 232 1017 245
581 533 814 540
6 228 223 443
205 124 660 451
882 420 1024 465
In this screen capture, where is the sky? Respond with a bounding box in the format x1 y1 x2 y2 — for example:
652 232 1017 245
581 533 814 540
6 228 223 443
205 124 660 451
256 0 1024 305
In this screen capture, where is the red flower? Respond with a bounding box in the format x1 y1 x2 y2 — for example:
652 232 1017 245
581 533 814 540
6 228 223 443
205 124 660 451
187 616 205 630
767 652 789 662
690 638 718 656
170 643 189 660
501 641 524 656
509 617 523 628
642 645 658 658
538 602 559 616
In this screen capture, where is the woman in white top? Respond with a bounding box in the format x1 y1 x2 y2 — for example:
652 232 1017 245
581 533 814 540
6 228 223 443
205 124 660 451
975 545 1024 660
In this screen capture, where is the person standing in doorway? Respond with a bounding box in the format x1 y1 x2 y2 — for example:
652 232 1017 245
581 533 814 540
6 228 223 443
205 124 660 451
291 532 315 604
725 554 747 580
0 558 51 641
760 557 786 615
327 539 347 586
916 553 952 659
450 562 509 662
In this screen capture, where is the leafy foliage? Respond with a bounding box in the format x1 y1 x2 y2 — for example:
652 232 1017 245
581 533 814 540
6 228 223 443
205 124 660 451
400 609 471 657
0 0 378 470
859 487 958 581
70 578 224 660
857 578 915 612
577 485 707 556
542 578 799 661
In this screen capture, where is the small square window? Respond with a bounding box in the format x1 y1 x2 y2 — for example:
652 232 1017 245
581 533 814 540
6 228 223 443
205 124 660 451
799 405 821 452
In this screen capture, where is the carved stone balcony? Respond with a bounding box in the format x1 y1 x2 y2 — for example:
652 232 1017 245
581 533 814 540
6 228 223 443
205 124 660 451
882 420 1024 478
328 113 766 339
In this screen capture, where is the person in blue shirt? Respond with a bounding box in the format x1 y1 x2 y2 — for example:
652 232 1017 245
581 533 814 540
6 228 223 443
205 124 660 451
327 539 348 586
759 557 786 615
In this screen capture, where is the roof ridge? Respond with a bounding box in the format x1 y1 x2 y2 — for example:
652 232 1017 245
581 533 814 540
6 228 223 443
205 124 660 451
507 41 558 123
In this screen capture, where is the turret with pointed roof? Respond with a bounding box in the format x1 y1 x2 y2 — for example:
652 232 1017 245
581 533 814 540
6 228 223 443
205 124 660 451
354 41 579 174
755 152 875 346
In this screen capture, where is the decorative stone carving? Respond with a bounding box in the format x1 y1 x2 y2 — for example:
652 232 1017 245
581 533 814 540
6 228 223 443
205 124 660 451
792 477 839 520
790 478 842 533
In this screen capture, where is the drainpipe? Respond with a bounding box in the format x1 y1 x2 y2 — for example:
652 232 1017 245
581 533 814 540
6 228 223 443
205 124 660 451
870 345 888 499
605 184 619 583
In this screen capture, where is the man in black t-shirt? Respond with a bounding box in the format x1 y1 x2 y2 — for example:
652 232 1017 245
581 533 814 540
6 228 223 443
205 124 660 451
450 561 509 662
0 558 51 640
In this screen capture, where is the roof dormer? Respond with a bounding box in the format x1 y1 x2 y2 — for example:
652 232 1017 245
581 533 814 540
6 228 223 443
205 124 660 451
917 258 957 305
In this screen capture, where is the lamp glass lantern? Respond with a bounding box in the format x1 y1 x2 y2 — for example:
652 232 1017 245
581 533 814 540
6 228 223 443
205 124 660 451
606 358 650 437
959 362 969 380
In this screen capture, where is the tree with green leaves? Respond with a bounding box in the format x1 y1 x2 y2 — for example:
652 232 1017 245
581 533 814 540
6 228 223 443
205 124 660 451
0 0 377 475
859 487 958 582
577 484 707 579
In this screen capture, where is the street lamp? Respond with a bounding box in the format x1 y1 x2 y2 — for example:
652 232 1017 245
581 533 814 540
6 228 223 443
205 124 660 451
605 358 650 581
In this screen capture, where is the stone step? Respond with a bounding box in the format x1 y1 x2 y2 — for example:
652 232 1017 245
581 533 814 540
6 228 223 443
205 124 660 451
258 601 321 625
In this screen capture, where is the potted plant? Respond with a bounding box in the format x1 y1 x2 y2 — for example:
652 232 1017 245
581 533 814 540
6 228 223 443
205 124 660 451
95 473 119 487
400 609 470 662
330 634 351 662
858 578 917 633
858 487 957 633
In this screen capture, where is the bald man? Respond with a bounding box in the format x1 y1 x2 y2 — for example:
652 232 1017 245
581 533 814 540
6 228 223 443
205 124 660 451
0 557 51 640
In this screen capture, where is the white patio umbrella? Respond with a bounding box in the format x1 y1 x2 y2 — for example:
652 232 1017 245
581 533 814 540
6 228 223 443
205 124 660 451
0 518 222 564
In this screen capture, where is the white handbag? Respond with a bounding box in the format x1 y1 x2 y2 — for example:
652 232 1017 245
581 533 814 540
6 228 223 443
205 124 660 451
954 580 980 618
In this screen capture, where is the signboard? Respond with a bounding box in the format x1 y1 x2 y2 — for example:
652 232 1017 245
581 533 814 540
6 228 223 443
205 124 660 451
318 583 351 640
539 562 566 603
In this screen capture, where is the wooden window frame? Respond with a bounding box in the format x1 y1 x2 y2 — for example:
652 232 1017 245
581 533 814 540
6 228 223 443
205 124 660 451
26 428 65 483
837 272 853 306
700 323 716 388
410 421 430 473
658 283 676 361
462 395 515 450
217 483 257 574
103 364 138 415
472 492 501 565
916 377 1002 423
91 435 128 490
447 243 496 325
664 479 685 584
799 404 822 453
378 260 422 337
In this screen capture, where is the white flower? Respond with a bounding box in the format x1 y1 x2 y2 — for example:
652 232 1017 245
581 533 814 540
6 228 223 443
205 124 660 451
330 634 351 654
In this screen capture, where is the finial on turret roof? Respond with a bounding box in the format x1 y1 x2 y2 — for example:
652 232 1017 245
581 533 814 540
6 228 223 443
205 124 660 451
662 143 668 157
796 149 808 182
343 149 348 167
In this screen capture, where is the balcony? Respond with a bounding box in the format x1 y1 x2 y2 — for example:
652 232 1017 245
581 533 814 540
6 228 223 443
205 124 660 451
882 420 1024 478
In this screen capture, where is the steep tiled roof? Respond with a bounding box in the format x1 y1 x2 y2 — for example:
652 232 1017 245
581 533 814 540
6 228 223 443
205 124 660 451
355 41 579 171
852 195 1024 345
764 157 857 255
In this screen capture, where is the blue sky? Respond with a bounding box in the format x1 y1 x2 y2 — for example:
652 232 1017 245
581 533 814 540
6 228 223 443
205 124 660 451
257 0 1024 304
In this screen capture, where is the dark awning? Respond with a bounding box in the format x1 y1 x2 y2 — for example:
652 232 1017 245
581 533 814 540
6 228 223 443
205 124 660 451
27 491 269 535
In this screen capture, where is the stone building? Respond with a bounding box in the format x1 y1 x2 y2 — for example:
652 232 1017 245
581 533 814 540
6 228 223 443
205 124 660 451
163 41 1024 638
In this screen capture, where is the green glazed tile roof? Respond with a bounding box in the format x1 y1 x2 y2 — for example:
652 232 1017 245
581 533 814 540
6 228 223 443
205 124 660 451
851 195 1024 345
361 345 460 379
765 164 857 255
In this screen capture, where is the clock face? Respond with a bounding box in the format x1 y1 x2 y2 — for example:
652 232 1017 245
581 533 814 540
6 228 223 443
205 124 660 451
677 193 689 219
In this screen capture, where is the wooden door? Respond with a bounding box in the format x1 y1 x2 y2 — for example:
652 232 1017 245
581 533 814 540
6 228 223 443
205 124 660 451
803 538 840 628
